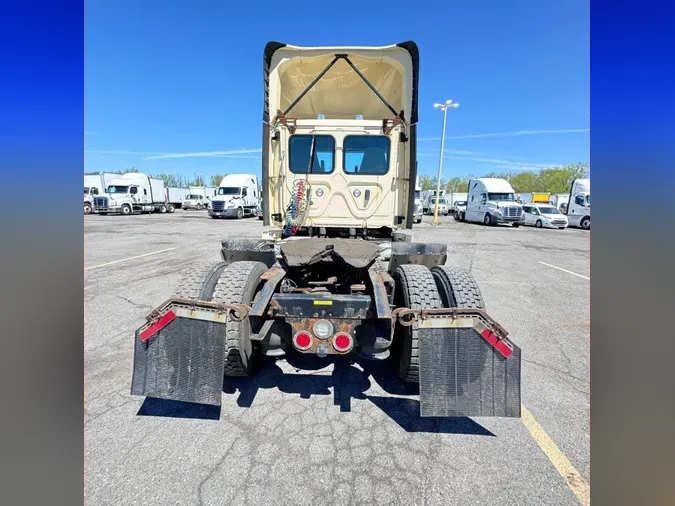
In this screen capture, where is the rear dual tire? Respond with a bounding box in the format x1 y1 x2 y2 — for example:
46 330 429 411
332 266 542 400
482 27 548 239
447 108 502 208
213 261 267 376
393 264 443 383
393 264 485 384
172 260 266 377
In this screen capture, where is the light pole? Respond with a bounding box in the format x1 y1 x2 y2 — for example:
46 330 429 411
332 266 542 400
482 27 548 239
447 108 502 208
432 99 459 225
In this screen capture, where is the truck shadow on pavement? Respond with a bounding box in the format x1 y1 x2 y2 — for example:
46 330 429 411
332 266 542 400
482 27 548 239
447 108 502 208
219 355 493 436
137 398 221 420
137 356 493 435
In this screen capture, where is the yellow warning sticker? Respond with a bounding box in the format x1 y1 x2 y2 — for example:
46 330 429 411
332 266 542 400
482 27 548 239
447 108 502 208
313 300 333 306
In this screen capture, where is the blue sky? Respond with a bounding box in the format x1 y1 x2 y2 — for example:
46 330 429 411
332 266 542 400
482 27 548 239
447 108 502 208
85 0 588 180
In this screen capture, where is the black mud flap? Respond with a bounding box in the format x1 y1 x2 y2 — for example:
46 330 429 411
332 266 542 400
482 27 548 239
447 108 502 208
418 327 521 417
131 317 226 406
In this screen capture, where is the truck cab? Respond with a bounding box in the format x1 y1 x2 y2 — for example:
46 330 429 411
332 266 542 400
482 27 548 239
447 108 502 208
260 44 418 239
413 178 423 223
84 186 100 214
426 196 448 216
452 199 468 221
182 194 208 210
208 174 259 219
563 178 590 229
465 178 524 226
93 173 168 215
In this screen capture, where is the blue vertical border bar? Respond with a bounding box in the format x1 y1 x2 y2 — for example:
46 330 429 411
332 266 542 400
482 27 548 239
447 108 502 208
0 1 84 192
591 1 675 506
0 2 84 506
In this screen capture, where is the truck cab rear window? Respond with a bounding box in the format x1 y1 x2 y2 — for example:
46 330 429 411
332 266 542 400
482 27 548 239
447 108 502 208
343 135 390 175
289 135 335 174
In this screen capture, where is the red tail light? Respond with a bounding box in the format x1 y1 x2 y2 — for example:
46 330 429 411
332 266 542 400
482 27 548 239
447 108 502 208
332 332 353 353
293 331 313 351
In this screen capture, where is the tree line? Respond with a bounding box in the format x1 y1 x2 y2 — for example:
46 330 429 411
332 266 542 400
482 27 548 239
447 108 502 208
418 162 589 195
85 167 228 188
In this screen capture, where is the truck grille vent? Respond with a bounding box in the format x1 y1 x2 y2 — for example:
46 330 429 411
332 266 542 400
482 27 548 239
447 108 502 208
211 200 225 211
94 197 108 208
502 206 522 218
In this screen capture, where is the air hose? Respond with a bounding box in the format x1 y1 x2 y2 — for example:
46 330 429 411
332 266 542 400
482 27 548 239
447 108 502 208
283 179 311 236
283 135 316 237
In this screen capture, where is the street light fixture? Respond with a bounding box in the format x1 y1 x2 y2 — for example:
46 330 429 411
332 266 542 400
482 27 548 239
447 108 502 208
432 99 460 225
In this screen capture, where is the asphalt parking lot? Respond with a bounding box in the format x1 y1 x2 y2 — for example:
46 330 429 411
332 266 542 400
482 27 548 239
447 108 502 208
85 211 589 506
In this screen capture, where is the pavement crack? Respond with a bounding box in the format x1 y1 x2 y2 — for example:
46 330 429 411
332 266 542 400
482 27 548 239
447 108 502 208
523 358 588 386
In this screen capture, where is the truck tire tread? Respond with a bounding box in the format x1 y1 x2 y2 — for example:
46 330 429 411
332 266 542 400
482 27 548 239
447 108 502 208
393 264 442 383
430 265 485 309
172 261 230 300
212 261 268 376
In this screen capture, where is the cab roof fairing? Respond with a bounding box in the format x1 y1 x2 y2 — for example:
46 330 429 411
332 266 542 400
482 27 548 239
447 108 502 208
262 42 419 124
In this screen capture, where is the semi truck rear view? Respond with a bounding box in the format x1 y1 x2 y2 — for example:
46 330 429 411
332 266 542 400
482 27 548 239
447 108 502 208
131 41 521 419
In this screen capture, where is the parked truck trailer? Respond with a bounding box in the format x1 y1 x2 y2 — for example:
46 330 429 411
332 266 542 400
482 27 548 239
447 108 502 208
518 192 551 205
549 193 570 212
166 187 190 209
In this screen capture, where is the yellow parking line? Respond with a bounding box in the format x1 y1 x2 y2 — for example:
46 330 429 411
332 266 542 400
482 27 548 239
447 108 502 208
521 404 590 505
85 247 177 270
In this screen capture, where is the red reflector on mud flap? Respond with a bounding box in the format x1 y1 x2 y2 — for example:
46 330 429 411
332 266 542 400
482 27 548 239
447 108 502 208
139 311 176 342
480 329 513 358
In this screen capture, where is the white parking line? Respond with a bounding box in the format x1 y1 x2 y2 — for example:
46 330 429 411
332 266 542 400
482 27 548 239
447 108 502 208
85 247 177 271
538 261 589 280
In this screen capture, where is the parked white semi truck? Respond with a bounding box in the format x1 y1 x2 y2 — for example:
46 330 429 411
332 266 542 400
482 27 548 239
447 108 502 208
84 173 117 214
93 173 177 215
562 178 590 229
413 175 422 223
182 193 209 210
421 189 446 214
208 174 259 219
464 178 524 226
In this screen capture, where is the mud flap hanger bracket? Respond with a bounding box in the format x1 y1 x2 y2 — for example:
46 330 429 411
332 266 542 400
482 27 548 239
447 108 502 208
273 54 405 136
392 307 515 358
